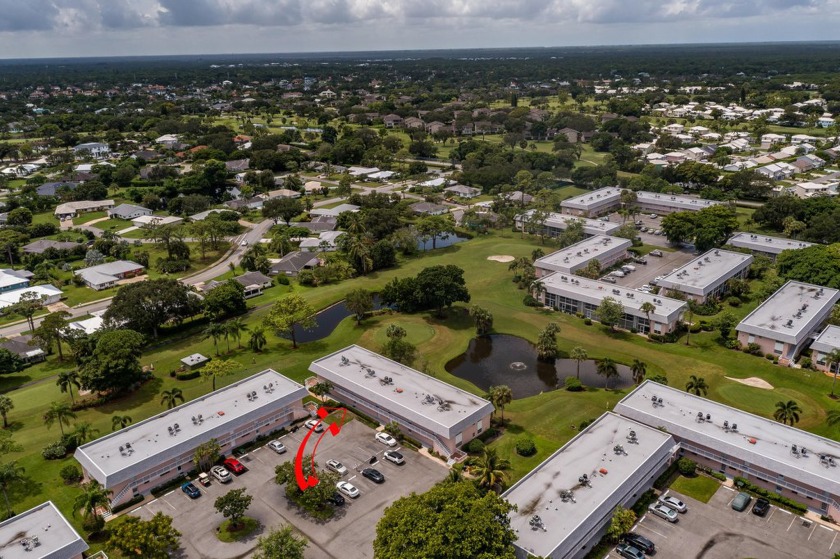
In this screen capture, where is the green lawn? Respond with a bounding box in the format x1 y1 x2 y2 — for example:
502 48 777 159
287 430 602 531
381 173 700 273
91 218 133 232
72 211 108 225
670 474 722 504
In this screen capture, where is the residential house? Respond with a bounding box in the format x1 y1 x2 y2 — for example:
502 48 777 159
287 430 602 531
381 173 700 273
503 191 534 205
225 159 250 173
403 117 425 130
36 181 78 197
270 251 321 276
303 181 324 195
75 260 145 290
265 188 301 200
0 269 30 293
0 335 45 364
73 142 110 159
234 271 273 298
54 200 115 220
299 231 345 252
21 239 82 255
383 114 403 128
556 127 580 143
409 202 449 216
0 284 62 310
108 204 152 220
444 185 481 199
131 215 183 228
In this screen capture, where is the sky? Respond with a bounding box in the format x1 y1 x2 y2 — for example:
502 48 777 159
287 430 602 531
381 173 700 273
0 0 838 59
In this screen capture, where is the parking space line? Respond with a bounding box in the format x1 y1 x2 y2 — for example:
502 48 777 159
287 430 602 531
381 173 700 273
778 508 792 515
348 475 357 481
788 517 797 531
765 508 776 522
635 522 668 539
809 524 818 540
821 525 835 532
831 532 837 550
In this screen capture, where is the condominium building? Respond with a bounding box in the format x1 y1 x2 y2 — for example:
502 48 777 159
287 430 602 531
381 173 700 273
560 187 623 217
534 235 632 277
0 501 88 559
811 325 840 373
656 249 753 302
634 191 722 214
515 210 621 238
727 232 814 260
559 188 723 217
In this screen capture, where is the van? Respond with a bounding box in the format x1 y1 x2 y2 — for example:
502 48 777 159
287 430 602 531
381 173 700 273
611 270 626 278
622 265 636 273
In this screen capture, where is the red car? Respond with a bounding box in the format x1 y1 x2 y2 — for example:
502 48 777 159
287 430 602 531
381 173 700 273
223 457 246 475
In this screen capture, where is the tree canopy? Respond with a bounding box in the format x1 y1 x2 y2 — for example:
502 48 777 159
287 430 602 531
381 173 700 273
381 265 470 315
105 279 202 338
776 244 840 289
78 329 145 393
106 512 182 559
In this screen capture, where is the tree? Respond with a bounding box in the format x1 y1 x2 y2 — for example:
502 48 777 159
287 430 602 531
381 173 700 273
416 214 455 250
685 375 709 396
105 279 202 339
44 401 76 437
827 409 840 427
469 305 494 335
488 385 513 422
193 439 221 472
204 280 247 320
639 301 656 335
0 461 24 517
254 525 308 559
373 479 516 559
56 370 80 404
631 359 647 385
201 359 238 392
111 414 132 431
0 349 23 375
71 421 99 445
827 349 840 397
5 207 32 226
78 329 145 394
596 358 619 389
214 488 253 529
35 310 71 360
309 380 333 400
73 479 112 524
415 265 471 316
470 447 511 492
345 288 374 325
226 317 249 349
274 457 340 518
106 512 182 559
776 245 840 289
715 311 737 339
204 321 226 356
0 230 27 265
248 325 267 352
0 396 12 429
606 506 637 542
570 346 588 380
160 388 185 409
649 374 669 385
536 323 559 361
264 294 317 349
596 297 624 331
12 291 43 332
263 197 303 225
774 400 802 426
382 324 416 365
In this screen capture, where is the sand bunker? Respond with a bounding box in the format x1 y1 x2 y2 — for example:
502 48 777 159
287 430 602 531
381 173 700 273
487 255 515 263
725 376 774 390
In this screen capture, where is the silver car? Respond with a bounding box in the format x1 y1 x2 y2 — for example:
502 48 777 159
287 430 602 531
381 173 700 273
659 495 687 513
648 502 678 522
267 440 286 454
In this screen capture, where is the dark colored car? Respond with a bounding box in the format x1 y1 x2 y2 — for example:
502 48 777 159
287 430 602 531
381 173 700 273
223 457 246 475
623 533 655 554
615 543 645 559
362 468 385 484
181 482 201 499
731 492 752 512
327 491 345 507
752 498 771 517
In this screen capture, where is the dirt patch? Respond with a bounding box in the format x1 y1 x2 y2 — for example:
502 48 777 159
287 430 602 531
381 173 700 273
487 255 515 263
725 376 774 390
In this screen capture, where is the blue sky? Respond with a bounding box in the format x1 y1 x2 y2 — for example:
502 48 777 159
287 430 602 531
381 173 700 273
0 0 837 59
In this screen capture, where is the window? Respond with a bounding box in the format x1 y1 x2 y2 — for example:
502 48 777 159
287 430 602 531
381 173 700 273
456 432 463 445
747 335 755 344
774 341 784 355
476 420 483 434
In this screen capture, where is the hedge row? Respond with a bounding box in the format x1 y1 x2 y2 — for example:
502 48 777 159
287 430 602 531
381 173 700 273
734 476 808 514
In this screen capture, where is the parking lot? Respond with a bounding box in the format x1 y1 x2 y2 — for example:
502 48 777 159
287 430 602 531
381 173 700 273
134 420 448 559
610 485 840 559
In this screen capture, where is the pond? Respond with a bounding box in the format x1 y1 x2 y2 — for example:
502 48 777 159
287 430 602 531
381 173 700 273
288 295 384 344
417 234 467 251
444 334 633 398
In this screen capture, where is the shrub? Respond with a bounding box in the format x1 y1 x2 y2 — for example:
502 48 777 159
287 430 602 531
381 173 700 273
276 275 290 285
727 296 742 307
565 377 584 392
800 357 813 369
723 338 741 350
523 294 539 307
515 437 537 457
700 321 713 331
584 318 593 325
648 333 664 342
82 515 105 533
42 441 67 460
677 457 697 476
575 313 584 319
60 465 83 484
466 439 485 454
630 327 638 334
689 324 702 333
176 370 201 381
298 270 316 286
578 418 596 430
110 494 144 514
744 343 762 356
765 354 775 360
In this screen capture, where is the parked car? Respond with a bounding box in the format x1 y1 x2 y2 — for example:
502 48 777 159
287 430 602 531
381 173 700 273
327 491 345 507
634 257 647 264
211 465 232 483
622 265 636 273
305 419 325 433
648 503 678 522
326 459 348 476
223 457 246 475
611 270 626 278
659 495 687 513
362 468 385 483
752 497 771 517
623 533 655 554
197 472 211 486
649 214 658 219
655 229 663 235
384 450 405 465
731 492 752 512
615 543 646 559
181 482 201 499
600 216 611 222
375 432 398 447
601 276 617 284
650 250 663 257
336 481 360 498
267 440 286 454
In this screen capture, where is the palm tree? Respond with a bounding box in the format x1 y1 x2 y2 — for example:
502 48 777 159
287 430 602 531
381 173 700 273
73 480 112 523
446 468 463 483
570 346 588 380
488 385 513 423
0 461 24 517
596 358 619 389
826 349 840 397
56 371 81 404
204 322 226 356
227 318 249 349
631 359 647 385
685 375 709 396
0 396 13 429
111 415 132 431
71 422 99 445
43 401 76 437
471 447 510 492
827 409 840 427
530 280 546 302
639 302 656 336
160 388 185 409
774 400 802 426
248 326 267 352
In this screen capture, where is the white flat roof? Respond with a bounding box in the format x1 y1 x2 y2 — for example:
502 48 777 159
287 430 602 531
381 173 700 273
0 501 88 559
728 232 815 256
504 413 675 559
308 345 493 440
636 191 722 211
517 210 622 237
535 235 631 274
74 370 306 487
812 325 840 355
615 380 840 500
541 272 687 323
132 215 184 226
657 249 753 297
560 187 622 211
737 281 840 345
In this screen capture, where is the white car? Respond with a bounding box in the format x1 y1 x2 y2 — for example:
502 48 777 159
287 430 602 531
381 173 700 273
648 503 678 522
267 440 286 454
305 419 325 433
383 450 405 465
240 240 248 246
336 481 360 498
659 495 687 513
375 432 398 447
326 459 348 475
211 465 232 484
